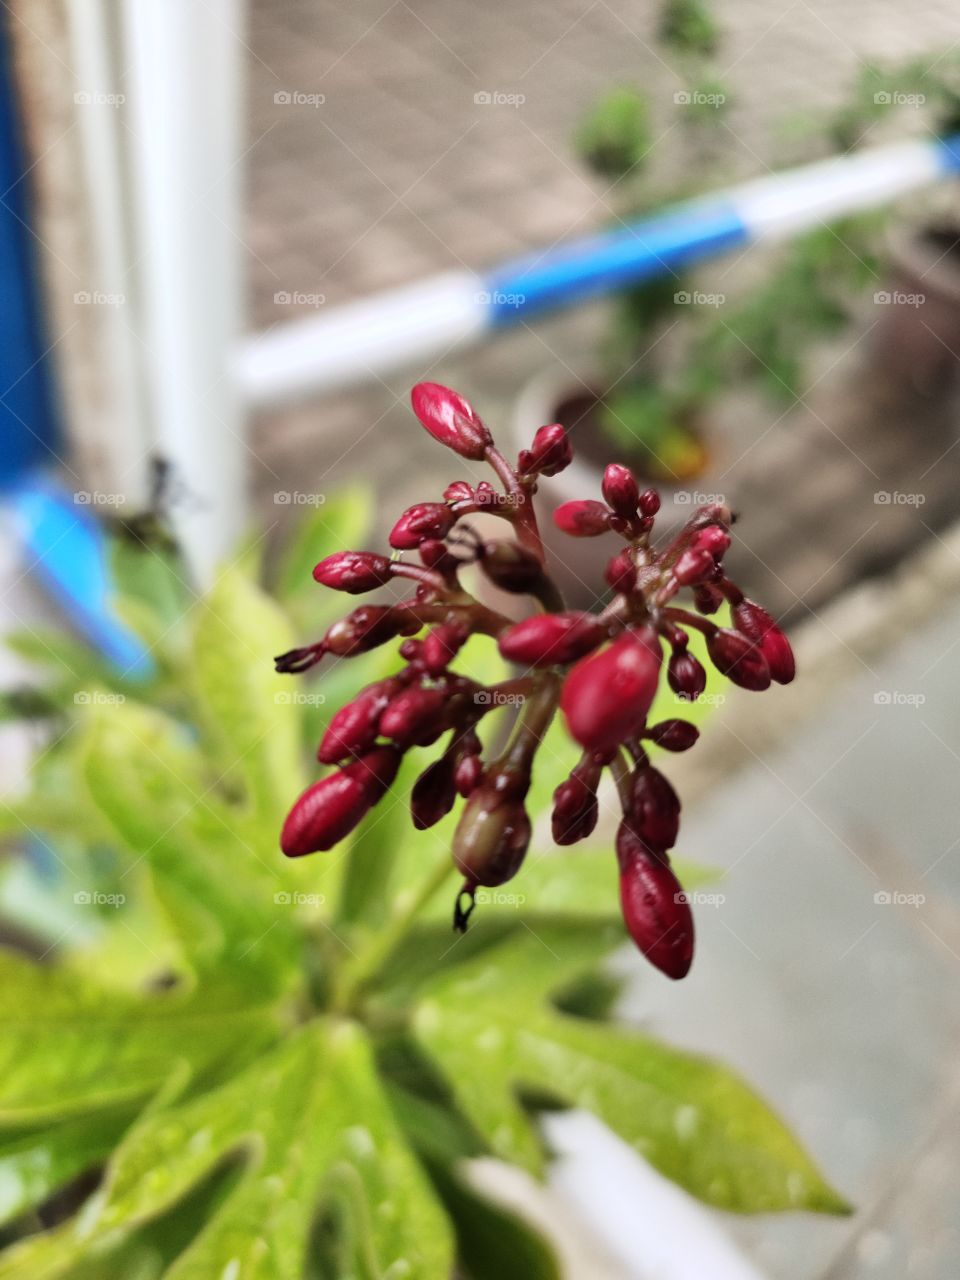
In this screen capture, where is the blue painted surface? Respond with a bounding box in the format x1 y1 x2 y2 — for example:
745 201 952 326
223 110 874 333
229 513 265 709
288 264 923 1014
0 19 60 487
9 483 154 677
935 132 960 174
484 202 747 323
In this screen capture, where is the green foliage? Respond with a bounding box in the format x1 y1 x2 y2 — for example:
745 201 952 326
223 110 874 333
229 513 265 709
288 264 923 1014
0 500 847 1277
659 0 719 57
575 88 652 180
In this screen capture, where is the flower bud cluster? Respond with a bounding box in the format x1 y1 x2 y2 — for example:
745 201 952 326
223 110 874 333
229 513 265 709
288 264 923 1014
276 384 795 980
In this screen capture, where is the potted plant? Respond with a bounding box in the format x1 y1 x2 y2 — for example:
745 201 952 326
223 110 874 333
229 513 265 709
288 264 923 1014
0 383 846 1277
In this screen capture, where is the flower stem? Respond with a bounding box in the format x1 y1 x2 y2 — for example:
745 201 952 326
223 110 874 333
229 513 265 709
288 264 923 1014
334 852 457 1013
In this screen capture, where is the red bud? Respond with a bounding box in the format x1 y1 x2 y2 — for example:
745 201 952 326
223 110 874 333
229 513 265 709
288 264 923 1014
422 623 467 676
411 383 492 460
561 627 662 755
694 526 731 558
324 605 409 657
673 547 715 587
553 500 611 537
551 770 599 845
499 611 606 668
281 746 400 856
707 628 771 691
313 551 392 594
389 503 456 550
379 686 447 746
667 649 707 700
602 463 640 519
731 600 795 685
648 719 699 752
518 423 573 477
317 683 391 763
605 550 637 594
617 825 694 979
630 765 680 849
638 488 661 517
411 755 458 829
452 786 531 887
453 751 484 797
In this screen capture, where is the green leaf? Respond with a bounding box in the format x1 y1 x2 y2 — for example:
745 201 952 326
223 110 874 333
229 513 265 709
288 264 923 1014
0 1022 453 1280
192 567 306 819
108 534 190 639
414 925 849 1213
0 949 279 1125
80 700 300 988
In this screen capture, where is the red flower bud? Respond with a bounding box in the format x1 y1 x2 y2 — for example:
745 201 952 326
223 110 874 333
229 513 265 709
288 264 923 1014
499 611 606 668
281 746 400 856
605 550 637 594
453 751 484 797
707 628 771 691
452 786 531 887
317 682 391 763
693 584 723 614
648 719 699 752
694 525 731 558
411 755 458 829
411 383 492 461
324 605 409 657
389 503 456 550
561 627 662 755
379 686 447 746
638 488 661 517
312 550 392 594
553 500 611 537
673 547 716 587
443 480 474 504
551 770 599 845
667 649 707 701
601 463 640 519
422 623 467 676
617 826 694 979
731 600 795 685
630 765 680 849
518 423 573 477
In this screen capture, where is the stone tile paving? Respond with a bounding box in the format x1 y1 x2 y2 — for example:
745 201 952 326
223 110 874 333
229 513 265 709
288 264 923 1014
621 594 960 1279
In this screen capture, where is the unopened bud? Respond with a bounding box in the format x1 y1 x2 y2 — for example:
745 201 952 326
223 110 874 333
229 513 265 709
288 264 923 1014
707 628 771 691
602 463 640 519
605 550 637 594
731 600 795 684
389 503 456 550
317 683 391 763
324 605 411 657
561 626 662 755
518 423 573 477
553 500 612 537
281 746 400 856
499 611 606 668
617 825 694 979
551 769 599 845
647 719 699 752
313 550 392 594
422 623 468 676
452 785 531 887
673 547 716 587
411 755 458 829
453 750 484 797
667 648 707 700
379 686 447 746
630 765 680 849
638 488 661 517
411 383 492 460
